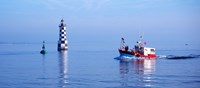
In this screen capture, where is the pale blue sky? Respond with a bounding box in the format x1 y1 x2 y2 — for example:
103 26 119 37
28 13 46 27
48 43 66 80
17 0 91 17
0 0 200 49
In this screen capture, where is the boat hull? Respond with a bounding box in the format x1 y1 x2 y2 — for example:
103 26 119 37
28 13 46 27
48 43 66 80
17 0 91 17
118 49 156 59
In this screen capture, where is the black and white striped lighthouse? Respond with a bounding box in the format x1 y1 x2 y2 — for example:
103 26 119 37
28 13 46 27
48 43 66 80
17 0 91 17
57 19 68 51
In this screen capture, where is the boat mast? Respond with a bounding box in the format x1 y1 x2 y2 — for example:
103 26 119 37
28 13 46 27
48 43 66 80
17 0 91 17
138 35 143 48
120 37 126 49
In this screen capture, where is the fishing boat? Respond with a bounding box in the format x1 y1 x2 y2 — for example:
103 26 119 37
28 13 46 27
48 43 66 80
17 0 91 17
118 36 156 59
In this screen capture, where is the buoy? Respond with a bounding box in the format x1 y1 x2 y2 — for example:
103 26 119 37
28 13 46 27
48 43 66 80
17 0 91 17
40 41 47 54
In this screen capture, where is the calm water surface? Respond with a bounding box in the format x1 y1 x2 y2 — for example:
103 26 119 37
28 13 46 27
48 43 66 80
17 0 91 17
0 43 200 88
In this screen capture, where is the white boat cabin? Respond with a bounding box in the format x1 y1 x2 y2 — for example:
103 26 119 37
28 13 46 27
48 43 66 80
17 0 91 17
143 47 156 56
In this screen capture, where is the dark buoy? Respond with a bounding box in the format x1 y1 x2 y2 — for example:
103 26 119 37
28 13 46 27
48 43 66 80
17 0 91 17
40 41 47 55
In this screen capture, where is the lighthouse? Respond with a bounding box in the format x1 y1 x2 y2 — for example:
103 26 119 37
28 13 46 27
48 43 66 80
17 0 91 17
57 19 68 51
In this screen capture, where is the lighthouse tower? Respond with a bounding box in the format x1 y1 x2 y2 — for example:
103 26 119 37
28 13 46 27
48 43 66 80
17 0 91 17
58 19 68 51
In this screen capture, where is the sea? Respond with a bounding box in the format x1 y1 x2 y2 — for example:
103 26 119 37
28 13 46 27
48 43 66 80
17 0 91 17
0 42 200 88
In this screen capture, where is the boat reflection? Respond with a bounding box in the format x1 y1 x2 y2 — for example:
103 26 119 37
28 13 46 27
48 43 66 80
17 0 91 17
58 50 68 88
119 58 156 87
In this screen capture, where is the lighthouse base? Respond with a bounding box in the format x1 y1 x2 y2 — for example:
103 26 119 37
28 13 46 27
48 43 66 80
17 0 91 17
57 44 68 51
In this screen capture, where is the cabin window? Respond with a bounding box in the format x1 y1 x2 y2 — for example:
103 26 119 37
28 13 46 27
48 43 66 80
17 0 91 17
150 49 155 52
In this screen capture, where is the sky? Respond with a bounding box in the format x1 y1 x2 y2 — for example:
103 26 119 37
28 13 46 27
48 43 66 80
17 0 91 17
0 0 200 49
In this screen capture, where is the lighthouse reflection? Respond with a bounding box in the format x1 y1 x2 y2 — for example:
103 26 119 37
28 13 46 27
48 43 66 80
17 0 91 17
119 58 156 87
58 50 68 88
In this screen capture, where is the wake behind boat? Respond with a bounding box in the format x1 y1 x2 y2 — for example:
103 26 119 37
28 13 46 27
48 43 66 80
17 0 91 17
118 36 156 59
166 54 199 59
